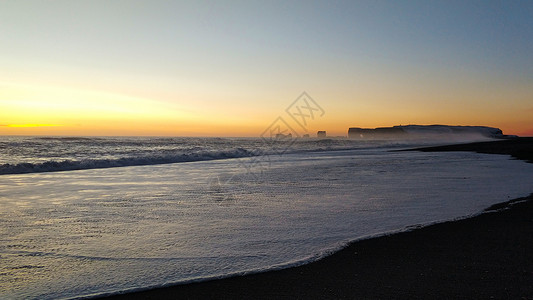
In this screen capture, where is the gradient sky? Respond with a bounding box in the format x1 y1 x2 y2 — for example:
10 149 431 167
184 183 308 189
1 0 532 136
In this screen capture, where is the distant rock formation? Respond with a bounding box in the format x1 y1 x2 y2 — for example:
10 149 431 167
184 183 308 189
348 125 511 140
275 133 292 139
317 131 327 138
348 127 407 139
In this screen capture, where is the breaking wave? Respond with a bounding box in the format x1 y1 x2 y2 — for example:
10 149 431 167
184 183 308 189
0 149 254 175
0 136 434 176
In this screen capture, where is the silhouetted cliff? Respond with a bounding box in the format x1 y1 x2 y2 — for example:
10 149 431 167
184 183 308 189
348 125 510 140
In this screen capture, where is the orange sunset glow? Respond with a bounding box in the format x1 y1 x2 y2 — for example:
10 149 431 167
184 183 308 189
1 2 532 137
3 2 533 299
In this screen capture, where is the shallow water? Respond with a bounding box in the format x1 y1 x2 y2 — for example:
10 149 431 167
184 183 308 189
1 148 533 299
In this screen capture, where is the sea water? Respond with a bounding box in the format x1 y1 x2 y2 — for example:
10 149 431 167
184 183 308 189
1 137 533 299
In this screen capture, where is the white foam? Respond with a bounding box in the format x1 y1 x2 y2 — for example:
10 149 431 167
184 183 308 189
1 149 532 299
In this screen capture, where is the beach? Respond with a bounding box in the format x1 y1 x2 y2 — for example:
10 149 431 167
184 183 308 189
102 138 533 299
4 1 533 299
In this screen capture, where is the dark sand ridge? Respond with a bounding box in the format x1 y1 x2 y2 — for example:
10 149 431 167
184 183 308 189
100 138 533 299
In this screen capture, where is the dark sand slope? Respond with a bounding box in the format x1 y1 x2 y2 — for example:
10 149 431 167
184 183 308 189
102 138 533 300
413 137 533 162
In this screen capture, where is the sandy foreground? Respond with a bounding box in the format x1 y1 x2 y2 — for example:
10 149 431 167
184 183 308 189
99 138 533 299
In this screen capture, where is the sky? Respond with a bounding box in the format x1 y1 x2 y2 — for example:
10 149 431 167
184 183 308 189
1 0 532 137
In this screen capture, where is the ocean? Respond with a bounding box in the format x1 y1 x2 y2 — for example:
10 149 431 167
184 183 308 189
1 136 533 299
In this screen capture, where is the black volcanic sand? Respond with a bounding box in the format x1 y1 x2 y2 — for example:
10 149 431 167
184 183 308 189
101 138 533 300
412 137 533 162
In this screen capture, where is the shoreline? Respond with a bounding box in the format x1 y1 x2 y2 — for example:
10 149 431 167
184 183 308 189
99 138 533 299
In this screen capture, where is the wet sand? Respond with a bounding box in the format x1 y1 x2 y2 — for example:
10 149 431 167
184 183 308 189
101 138 533 299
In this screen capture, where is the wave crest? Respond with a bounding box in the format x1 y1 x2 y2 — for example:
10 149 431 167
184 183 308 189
0 149 253 175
